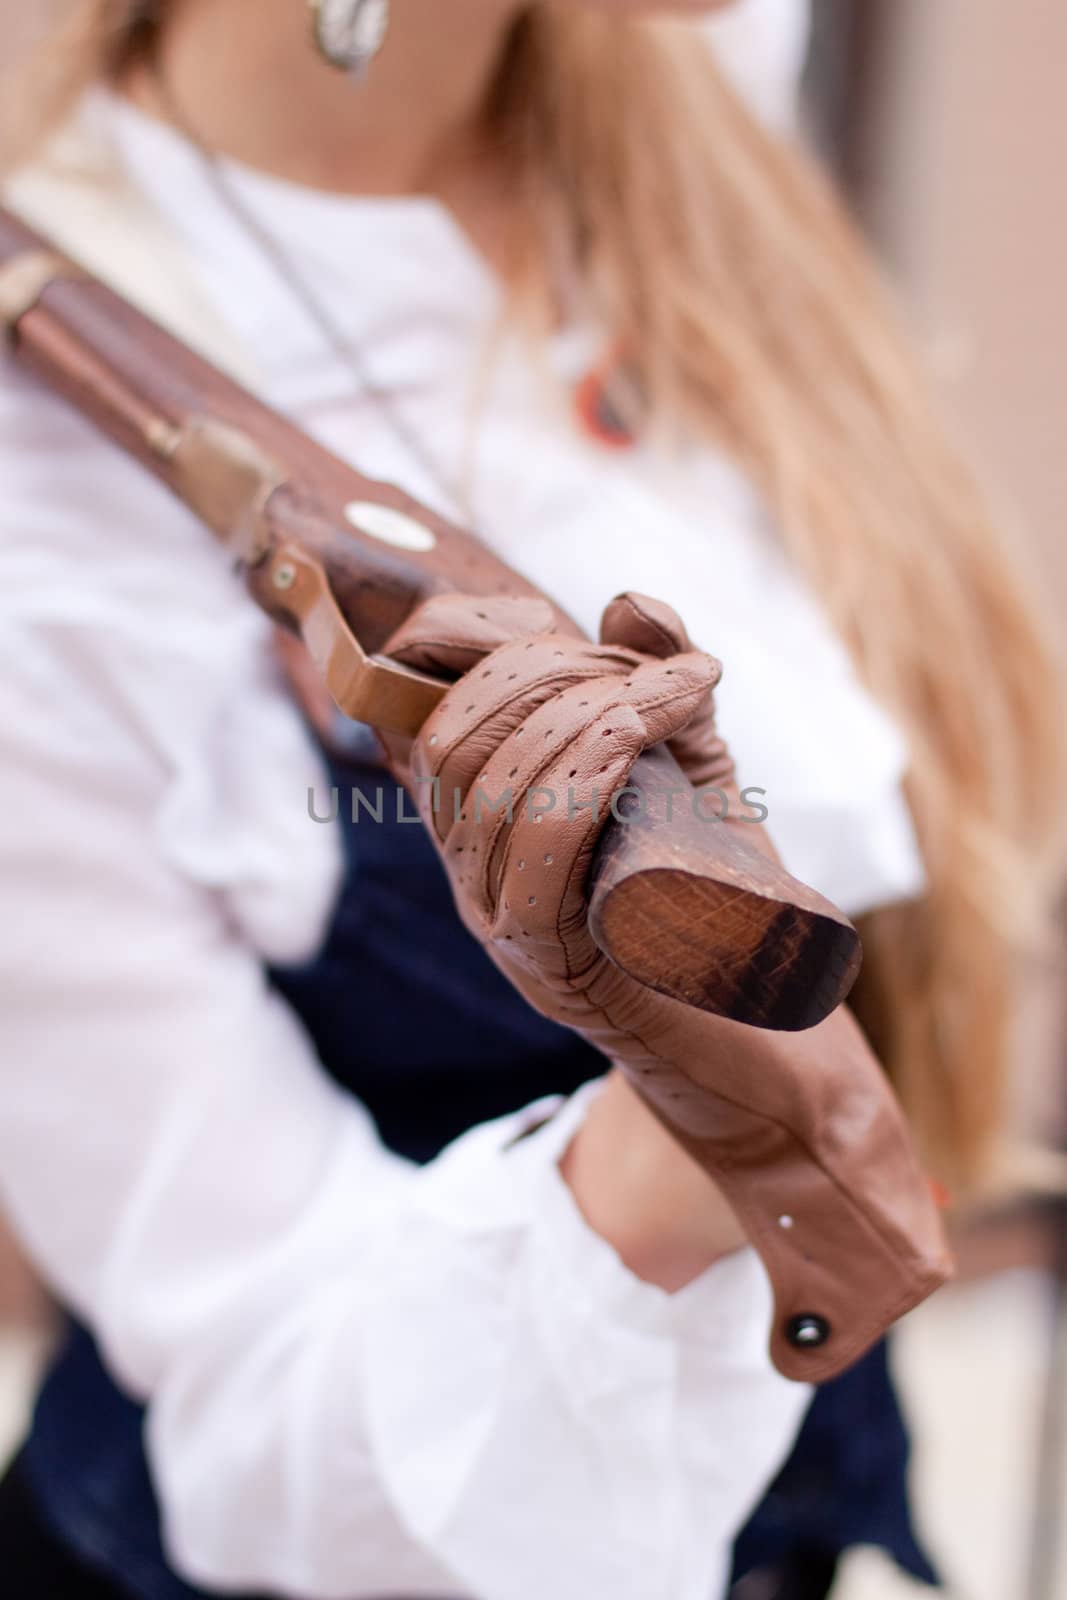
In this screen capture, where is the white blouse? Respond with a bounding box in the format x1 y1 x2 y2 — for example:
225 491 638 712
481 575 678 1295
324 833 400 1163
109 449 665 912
0 28 925 1600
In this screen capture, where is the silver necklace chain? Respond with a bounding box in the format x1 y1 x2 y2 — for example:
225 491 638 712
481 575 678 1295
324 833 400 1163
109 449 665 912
151 68 465 515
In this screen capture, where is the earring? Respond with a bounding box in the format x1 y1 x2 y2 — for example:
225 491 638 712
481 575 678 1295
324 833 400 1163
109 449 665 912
309 0 390 78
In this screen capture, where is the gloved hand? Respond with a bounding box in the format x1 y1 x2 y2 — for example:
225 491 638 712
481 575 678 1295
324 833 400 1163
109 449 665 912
385 591 952 1381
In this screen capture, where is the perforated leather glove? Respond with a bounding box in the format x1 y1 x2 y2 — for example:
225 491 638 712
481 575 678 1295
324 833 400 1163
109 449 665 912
385 591 952 1381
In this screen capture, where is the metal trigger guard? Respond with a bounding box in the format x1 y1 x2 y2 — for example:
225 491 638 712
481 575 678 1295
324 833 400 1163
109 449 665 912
265 543 447 737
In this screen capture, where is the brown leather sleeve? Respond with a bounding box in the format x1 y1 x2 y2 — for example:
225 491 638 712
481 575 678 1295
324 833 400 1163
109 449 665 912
389 591 953 1383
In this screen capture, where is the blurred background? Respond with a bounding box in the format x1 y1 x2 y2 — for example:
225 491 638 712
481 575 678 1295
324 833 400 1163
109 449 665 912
1 2 1065 1597
805 5 1067 1594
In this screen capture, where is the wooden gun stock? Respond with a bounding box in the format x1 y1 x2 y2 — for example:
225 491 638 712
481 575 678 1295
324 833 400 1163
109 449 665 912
0 204 861 1030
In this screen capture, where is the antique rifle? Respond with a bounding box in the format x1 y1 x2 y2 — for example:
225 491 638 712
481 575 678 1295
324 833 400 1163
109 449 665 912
0 205 861 1032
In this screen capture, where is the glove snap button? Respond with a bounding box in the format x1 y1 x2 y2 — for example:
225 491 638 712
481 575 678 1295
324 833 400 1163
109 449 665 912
786 1314 831 1350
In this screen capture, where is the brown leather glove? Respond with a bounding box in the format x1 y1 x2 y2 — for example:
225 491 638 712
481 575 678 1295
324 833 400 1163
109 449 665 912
385 591 952 1382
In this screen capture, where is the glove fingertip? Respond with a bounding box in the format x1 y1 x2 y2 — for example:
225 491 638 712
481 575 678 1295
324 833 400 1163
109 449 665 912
600 591 692 656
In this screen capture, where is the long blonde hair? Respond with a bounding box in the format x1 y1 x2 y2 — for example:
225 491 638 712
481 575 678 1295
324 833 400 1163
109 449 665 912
5 2 1063 1189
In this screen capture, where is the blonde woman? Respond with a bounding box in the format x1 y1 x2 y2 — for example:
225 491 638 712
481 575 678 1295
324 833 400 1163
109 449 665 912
0 2 1057 1598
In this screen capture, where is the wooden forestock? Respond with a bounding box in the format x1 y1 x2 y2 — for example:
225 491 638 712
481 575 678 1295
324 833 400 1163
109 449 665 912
0 205 861 1030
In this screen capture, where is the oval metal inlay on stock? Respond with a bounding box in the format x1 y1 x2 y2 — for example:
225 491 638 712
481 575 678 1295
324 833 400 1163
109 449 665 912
344 500 437 552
